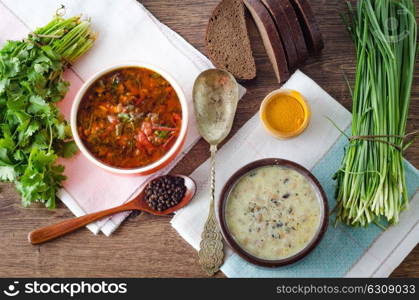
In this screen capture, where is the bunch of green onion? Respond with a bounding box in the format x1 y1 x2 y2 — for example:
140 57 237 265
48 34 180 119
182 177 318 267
334 0 417 226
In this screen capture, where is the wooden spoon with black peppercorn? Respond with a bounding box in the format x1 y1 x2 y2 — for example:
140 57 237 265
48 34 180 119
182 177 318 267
28 175 196 245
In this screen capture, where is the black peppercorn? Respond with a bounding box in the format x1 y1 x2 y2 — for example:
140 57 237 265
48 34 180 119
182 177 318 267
144 175 187 211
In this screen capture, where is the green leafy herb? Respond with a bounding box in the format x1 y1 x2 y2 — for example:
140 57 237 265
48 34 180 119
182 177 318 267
112 75 119 90
0 12 95 208
118 113 131 122
154 130 169 139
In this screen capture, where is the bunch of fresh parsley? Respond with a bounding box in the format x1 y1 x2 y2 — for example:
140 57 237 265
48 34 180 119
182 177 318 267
0 14 95 208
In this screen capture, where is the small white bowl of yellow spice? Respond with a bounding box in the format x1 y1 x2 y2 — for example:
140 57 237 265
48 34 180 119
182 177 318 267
260 89 311 139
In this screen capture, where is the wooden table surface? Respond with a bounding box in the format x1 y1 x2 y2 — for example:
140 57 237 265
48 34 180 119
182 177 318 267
0 0 418 278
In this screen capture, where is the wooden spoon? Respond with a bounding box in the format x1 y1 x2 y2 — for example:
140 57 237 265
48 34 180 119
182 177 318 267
28 175 196 245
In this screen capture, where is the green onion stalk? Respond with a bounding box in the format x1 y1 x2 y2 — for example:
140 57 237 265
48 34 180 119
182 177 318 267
0 12 95 208
334 0 417 226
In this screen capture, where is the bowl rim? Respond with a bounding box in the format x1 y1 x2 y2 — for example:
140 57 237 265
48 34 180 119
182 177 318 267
218 158 328 267
259 89 311 139
70 61 189 174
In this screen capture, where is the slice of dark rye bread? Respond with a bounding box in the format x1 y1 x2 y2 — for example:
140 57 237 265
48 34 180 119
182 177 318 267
289 0 324 54
206 0 256 80
243 0 290 83
260 0 299 71
278 0 309 64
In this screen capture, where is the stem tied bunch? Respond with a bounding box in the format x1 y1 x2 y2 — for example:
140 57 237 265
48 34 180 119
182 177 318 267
335 0 417 226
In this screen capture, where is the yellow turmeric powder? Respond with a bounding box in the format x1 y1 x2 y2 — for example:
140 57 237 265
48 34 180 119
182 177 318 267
264 94 305 133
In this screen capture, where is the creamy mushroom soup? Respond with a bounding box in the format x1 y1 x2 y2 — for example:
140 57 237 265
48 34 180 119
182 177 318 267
225 165 321 260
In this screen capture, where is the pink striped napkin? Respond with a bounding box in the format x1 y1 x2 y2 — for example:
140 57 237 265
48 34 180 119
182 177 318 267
0 0 224 235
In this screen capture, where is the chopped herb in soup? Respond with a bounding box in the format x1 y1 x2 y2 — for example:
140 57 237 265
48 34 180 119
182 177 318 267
77 67 182 169
226 166 321 260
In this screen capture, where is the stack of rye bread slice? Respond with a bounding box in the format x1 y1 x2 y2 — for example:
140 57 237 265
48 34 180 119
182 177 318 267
206 0 323 83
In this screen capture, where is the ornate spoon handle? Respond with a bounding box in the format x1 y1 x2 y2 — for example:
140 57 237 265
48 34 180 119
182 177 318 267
198 144 224 276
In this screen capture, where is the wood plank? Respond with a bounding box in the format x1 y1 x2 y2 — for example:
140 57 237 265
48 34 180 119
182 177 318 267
0 0 417 277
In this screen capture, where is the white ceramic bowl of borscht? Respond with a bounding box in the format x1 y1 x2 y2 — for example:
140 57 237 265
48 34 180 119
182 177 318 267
70 62 188 175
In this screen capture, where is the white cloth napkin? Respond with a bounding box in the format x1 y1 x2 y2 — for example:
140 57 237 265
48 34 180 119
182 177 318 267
171 70 419 277
171 70 353 250
1 0 229 236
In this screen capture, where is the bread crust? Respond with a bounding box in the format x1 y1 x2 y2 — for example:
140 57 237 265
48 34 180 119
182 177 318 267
243 0 290 83
260 0 299 71
278 0 309 64
289 0 324 54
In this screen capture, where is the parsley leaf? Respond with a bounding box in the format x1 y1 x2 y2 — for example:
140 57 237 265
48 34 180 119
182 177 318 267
55 141 78 158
